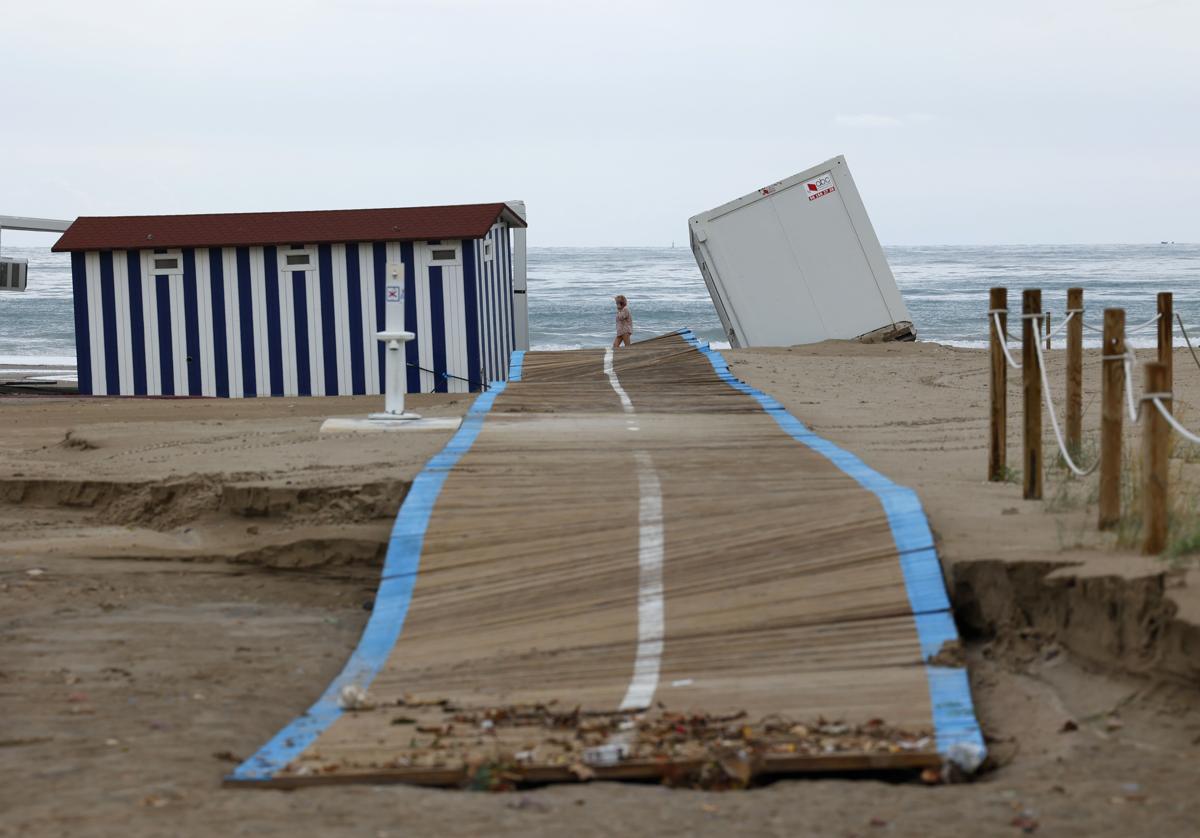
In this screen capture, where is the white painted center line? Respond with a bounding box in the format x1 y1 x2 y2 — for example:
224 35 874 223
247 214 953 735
604 348 666 712
623 450 664 710
603 347 634 414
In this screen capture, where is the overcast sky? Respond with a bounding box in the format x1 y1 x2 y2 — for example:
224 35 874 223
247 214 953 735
3 0 1197 246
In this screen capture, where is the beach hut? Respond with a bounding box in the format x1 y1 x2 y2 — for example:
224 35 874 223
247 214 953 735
51 202 527 397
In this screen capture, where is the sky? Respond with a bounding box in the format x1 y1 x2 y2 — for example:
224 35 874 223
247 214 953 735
2 0 1198 247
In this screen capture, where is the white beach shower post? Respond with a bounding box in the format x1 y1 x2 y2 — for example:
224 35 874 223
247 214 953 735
319 261 460 433
370 262 419 421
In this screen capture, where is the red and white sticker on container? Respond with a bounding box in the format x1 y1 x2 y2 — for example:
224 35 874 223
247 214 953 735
805 171 836 201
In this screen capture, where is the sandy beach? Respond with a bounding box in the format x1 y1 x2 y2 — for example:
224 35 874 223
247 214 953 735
3 341 1199 836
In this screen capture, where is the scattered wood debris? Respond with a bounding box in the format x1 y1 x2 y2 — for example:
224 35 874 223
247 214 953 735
289 698 936 789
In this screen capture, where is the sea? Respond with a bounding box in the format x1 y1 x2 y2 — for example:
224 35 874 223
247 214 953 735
2 244 1198 373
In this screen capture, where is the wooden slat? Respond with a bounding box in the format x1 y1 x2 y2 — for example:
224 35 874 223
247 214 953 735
225 751 940 790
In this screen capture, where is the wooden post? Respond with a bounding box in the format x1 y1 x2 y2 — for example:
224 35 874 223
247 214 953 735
1066 288 1084 456
1099 309 1125 529
1045 312 1052 350
1023 290 1043 500
989 288 1007 481
1158 292 1173 413
1143 361 1170 555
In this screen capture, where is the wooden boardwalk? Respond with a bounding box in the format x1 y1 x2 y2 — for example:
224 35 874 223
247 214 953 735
228 332 982 788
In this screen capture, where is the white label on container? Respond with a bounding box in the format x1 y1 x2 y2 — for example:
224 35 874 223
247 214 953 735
759 179 786 196
805 171 836 201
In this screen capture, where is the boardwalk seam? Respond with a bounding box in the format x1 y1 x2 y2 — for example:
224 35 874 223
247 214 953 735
677 329 985 760
226 361 522 784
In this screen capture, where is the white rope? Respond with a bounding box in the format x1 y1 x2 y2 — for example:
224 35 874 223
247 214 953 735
991 312 1022 369
989 310 1068 362
1121 351 1140 422
1031 331 1099 476
1127 313 1163 334
1079 313 1160 335
1150 397 1200 445
987 310 1021 342
1043 310 1075 339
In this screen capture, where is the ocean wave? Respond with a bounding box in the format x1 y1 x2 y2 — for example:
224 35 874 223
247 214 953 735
4 245 1199 360
0 354 77 366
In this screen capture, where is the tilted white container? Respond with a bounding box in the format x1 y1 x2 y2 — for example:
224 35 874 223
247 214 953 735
689 155 913 348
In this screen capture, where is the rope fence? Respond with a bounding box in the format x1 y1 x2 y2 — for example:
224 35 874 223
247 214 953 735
987 287 1191 554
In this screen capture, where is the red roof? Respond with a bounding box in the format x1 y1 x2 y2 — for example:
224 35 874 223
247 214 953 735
51 202 525 252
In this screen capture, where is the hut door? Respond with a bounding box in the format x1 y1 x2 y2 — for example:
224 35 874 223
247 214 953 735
420 241 470 394
279 245 320 397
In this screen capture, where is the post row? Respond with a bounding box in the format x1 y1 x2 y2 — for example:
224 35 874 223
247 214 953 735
987 289 1174 554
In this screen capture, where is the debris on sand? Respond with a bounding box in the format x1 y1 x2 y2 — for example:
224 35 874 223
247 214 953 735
337 684 375 711
59 430 98 451
1011 810 1039 832
287 699 936 789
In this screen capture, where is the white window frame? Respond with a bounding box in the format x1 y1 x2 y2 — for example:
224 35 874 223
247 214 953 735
424 241 462 266
482 239 494 262
148 248 184 276
279 244 317 272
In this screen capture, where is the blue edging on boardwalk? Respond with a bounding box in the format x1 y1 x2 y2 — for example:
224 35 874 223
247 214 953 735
677 329 985 758
227 353 525 783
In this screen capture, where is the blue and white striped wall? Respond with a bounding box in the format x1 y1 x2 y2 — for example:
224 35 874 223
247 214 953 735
69 227 515 397
474 221 515 387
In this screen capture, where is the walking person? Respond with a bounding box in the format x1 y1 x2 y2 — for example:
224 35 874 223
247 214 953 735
613 295 633 348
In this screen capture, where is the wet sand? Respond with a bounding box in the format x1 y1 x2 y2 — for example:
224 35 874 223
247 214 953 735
2 343 1199 836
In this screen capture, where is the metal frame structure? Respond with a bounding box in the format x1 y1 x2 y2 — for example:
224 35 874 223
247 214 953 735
0 215 73 292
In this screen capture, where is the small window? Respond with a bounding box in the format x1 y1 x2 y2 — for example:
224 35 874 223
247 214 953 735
279 245 316 272
425 242 462 265
147 248 184 275
482 240 494 261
